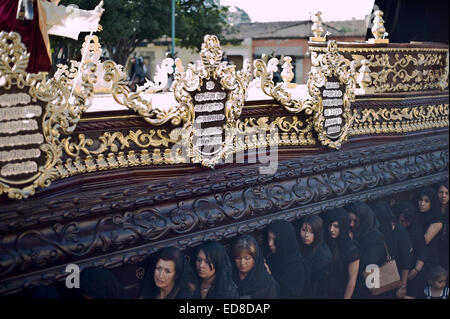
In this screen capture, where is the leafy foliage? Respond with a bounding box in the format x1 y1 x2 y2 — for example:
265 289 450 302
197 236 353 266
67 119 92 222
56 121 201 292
176 0 231 50
50 0 232 66
227 6 251 25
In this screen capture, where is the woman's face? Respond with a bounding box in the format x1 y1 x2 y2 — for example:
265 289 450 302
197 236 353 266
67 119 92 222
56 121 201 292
418 195 432 213
300 223 314 246
398 213 411 229
268 231 276 254
348 212 360 234
196 250 215 280
438 185 449 207
328 221 340 239
234 250 255 276
154 259 176 290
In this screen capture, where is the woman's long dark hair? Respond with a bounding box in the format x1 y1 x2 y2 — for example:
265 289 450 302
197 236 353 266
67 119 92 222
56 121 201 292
267 219 301 260
324 207 352 256
298 215 324 254
193 241 236 299
393 200 419 224
140 246 194 299
393 201 418 226
266 219 309 298
437 181 449 212
325 207 355 261
266 219 305 277
437 181 449 242
347 202 378 239
417 186 441 215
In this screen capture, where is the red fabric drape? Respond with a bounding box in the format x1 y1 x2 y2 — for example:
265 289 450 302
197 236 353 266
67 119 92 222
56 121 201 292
0 0 51 73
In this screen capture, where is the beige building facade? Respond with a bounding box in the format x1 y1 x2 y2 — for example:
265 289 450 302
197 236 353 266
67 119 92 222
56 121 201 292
131 19 366 84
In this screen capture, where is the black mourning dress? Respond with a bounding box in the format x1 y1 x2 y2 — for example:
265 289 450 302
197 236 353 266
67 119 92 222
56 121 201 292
266 220 310 299
348 202 386 299
231 236 280 299
324 208 360 299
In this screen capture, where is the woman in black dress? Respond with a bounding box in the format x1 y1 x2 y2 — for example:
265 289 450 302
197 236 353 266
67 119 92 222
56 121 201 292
140 246 197 299
437 181 449 271
193 241 239 299
347 202 386 298
231 235 280 299
393 201 428 297
298 215 332 298
324 207 360 299
416 187 444 267
265 219 309 298
371 200 412 298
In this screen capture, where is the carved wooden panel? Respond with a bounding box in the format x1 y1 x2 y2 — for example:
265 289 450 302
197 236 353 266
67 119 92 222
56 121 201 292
0 132 448 295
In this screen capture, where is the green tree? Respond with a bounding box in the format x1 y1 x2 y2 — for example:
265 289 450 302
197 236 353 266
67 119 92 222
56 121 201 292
175 0 232 50
52 0 232 66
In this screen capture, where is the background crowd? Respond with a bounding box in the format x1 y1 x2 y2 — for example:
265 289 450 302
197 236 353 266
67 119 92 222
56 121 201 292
24 181 449 299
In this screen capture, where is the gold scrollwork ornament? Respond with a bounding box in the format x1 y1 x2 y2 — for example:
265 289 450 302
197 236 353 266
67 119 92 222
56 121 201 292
253 58 316 115
0 32 95 199
309 40 356 150
172 35 251 168
99 50 185 127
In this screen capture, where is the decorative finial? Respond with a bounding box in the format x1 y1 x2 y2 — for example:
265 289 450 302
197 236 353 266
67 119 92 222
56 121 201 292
310 11 326 42
175 58 184 73
281 56 296 88
368 10 389 44
355 60 373 95
267 57 280 81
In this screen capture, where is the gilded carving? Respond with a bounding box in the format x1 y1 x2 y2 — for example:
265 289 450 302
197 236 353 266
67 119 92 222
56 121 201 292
441 52 449 90
49 101 447 178
0 32 94 199
171 35 251 168
350 104 449 135
52 115 317 177
54 35 109 95
309 41 356 149
63 128 182 158
254 41 356 149
310 45 449 93
1 33 448 198
253 58 316 115
101 56 185 127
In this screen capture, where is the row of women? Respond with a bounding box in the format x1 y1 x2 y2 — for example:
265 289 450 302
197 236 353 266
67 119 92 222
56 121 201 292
29 182 449 299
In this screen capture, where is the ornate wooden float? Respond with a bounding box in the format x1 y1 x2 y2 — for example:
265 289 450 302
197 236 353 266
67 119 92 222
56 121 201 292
0 26 448 297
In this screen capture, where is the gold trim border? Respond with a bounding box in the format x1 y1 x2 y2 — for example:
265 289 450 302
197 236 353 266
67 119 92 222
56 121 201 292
310 47 449 53
53 102 449 179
